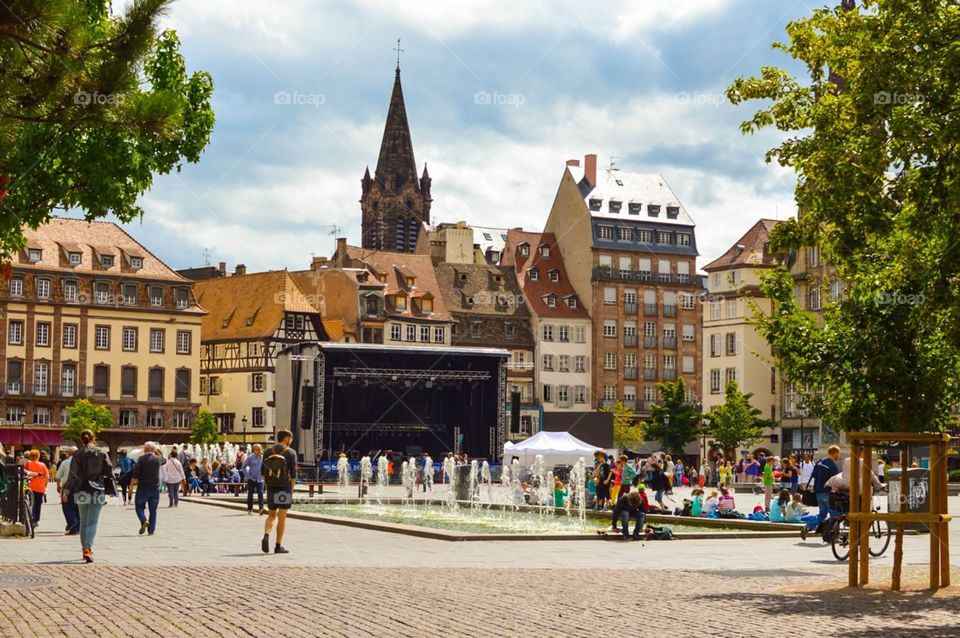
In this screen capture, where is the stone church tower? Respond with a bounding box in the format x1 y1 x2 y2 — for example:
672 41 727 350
361 66 432 252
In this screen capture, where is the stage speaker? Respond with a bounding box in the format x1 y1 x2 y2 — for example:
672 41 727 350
510 390 520 433
300 385 315 429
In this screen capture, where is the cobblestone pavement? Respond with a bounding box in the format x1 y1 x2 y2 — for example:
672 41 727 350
0 564 957 637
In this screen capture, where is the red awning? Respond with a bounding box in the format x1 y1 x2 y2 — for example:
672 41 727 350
0 429 67 447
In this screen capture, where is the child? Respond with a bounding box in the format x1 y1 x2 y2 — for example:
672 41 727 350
703 490 719 517
718 486 736 514
690 488 704 517
609 458 624 504
769 488 790 523
554 479 567 508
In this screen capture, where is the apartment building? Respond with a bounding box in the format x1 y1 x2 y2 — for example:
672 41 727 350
291 258 387 344
0 217 204 452
544 154 703 415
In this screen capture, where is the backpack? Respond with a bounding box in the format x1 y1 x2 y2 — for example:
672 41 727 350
645 525 675 540
263 446 290 488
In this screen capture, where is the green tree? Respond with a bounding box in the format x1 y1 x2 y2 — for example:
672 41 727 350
726 0 960 433
704 381 765 456
63 399 112 444
600 400 644 451
189 409 220 445
644 377 698 457
0 0 215 255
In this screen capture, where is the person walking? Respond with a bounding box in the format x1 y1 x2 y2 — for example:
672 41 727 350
117 450 135 505
131 442 165 536
55 446 79 535
24 450 49 528
163 450 185 508
63 429 114 563
650 462 670 510
674 459 685 489
241 444 265 515
811 445 842 530
261 430 297 554
798 453 815 487
762 457 776 511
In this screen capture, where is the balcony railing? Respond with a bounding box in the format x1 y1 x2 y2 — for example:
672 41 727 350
624 335 638 347
624 302 638 314
644 336 658 348
643 368 657 380
662 336 677 349
663 305 677 317
623 367 638 379
592 268 701 286
663 368 678 380
599 399 617 409
623 400 637 410
2 383 94 398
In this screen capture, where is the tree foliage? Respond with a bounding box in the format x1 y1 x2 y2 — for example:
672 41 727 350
705 381 765 453
63 399 112 443
0 0 215 254
727 0 960 432
644 377 698 457
189 409 220 445
600 400 644 451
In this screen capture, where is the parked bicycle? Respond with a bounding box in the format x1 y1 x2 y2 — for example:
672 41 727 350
822 492 890 561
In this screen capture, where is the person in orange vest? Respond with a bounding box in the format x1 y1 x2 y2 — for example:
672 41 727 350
24 449 49 527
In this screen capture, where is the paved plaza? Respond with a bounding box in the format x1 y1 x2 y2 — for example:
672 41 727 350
0 485 958 637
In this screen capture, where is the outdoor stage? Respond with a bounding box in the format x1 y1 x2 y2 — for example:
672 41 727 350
275 342 509 465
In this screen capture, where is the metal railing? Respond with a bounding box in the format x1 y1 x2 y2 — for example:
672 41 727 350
644 336 658 348
624 335 638 346
644 368 657 380
624 302 638 314
623 367 638 379
663 368 678 380
1 464 24 525
1 383 94 398
643 304 658 316
662 336 678 348
592 268 702 287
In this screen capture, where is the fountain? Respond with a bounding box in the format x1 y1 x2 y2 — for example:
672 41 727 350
376 455 389 502
442 455 454 489
567 457 587 523
468 459 479 508
359 456 372 500
336 455 350 499
422 455 433 492
481 460 492 502
401 460 416 501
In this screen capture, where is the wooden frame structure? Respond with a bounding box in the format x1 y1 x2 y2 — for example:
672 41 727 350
846 432 952 590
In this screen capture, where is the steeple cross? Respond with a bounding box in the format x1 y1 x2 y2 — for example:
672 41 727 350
394 38 404 70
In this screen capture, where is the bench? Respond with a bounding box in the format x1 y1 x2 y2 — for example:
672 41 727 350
303 482 325 497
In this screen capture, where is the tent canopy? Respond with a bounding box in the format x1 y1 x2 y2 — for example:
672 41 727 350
503 431 608 466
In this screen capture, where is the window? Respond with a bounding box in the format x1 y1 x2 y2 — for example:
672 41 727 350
575 385 587 403
148 368 164 400
663 354 676 371
541 324 554 341
725 367 738 384
62 324 77 348
604 352 617 370
710 369 722 393
94 282 109 304
603 385 616 401
64 280 78 302
624 352 637 368
647 205 661 217
683 356 695 373
420 326 430 342
558 355 570 373
710 334 721 357
682 324 695 342
251 373 264 392
809 287 822 310
574 326 586 343
390 324 401 341
61 364 75 397
175 369 191 400
677 233 691 246
544 295 556 308
33 407 51 425
100 254 114 267
122 327 137 351
557 385 570 405
176 330 191 354
148 410 164 428
529 269 539 281
589 198 603 211
608 200 621 214
598 226 614 241
644 386 657 403
725 299 738 319
575 355 587 373
623 386 637 402
558 325 569 342
539 244 550 257
566 297 578 309
637 229 652 243
663 323 676 339
35 322 50 347
252 407 265 428
643 322 657 337
658 259 671 282
8 320 22 345
618 227 632 241
120 283 136 305
657 232 672 245
27 249 42 262
9 277 23 297
519 243 530 256
175 288 189 309
419 297 433 313
624 289 637 305
149 328 164 353
548 269 559 282
94 326 110 350
394 294 407 310
68 252 81 265
603 320 617 337
677 261 690 283
207 376 221 396
93 365 109 396
121 366 137 397
681 293 695 310
542 355 554 371
726 332 737 355
829 280 843 301
119 409 137 427
603 287 616 304
433 327 445 343
599 254 613 268
470 323 481 338
130 256 143 269
34 362 49 395
710 302 721 320
174 412 192 429
6 361 22 393
405 325 416 341
730 270 741 286
624 321 637 337
36 278 50 299
809 246 820 267
150 286 163 307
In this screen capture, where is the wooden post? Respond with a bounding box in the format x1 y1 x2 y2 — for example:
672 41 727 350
859 444 873 585
938 438 950 587
929 439 941 590
891 446 908 591
849 441 861 587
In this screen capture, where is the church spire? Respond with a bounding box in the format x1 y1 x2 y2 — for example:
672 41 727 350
374 64 419 193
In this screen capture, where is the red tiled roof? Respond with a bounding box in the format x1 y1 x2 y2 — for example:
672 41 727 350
703 219 782 272
342 246 451 322
505 229 590 319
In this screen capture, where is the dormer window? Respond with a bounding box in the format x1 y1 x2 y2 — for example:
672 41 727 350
100 255 114 267
529 268 539 281
405 276 415 287
130 256 144 269
548 269 559 282
68 252 82 265
394 294 407 311
483 232 493 241
539 244 550 257
666 206 680 219
175 288 189 309
27 249 42 263
420 297 433 313
589 198 602 211
628 203 641 215
459 272 468 282
122 283 137 305
608 200 622 213
566 296 578 309
149 286 163 307
647 205 661 217
543 294 556 308
518 243 530 257
494 274 503 283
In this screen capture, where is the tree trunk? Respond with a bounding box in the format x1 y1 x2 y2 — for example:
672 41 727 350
891 447 908 591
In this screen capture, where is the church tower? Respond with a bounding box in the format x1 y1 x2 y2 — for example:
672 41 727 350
361 63 432 252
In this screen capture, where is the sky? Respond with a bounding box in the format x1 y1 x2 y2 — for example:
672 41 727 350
94 0 817 273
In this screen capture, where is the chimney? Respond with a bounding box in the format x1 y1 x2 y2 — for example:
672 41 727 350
311 256 328 269
565 159 580 167
234 264 246 276
583 154 597 187
218 261 226 276
335 237 347 267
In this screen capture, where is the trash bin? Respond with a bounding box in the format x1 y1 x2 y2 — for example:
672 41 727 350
885 467 930 532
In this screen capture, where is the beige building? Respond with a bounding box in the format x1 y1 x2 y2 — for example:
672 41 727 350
544 154 703 415
291 259 387 344
0 217 204 453
193 270 327 443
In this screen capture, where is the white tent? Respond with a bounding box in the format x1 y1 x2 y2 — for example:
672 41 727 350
503 431 608 467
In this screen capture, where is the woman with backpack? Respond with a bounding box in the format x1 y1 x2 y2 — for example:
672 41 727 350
63 429 114 563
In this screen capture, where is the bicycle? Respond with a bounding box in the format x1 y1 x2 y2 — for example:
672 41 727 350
825 493 890 561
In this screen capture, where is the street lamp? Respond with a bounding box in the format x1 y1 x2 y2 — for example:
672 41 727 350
701 417 712 472
797 403 807 456
241 416 248 445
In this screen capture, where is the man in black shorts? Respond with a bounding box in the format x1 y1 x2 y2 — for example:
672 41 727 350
261 429 298 554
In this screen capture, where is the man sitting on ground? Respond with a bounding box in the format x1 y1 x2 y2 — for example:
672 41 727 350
612 491 647 540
